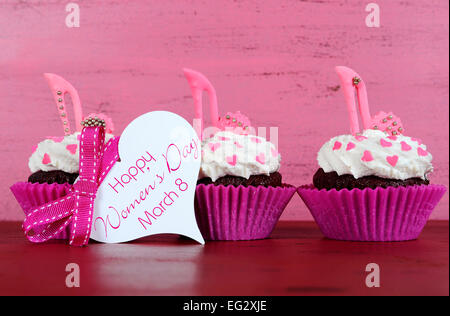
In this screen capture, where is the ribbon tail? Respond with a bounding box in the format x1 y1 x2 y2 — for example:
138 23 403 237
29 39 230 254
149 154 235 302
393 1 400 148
69 126 106 247
21 125 115 247
23 195 75 243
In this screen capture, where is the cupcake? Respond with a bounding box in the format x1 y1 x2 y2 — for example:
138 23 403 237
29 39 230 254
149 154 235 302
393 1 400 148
298 66 446 241
184 68 296 241
10 73 114 239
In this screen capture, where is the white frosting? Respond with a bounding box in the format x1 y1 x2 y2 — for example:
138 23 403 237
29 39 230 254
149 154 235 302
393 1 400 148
200 131 281 181
29 132 114 174
317 129 433 180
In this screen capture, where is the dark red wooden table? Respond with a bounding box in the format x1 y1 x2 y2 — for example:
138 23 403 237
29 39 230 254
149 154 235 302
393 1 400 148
0 221 448 296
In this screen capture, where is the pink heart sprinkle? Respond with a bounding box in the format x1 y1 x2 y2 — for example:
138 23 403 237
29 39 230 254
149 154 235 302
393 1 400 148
411 137 422 145
234 141 243 148
361 150 374 162
380 139 393 148
346 142 356 151
218 136 230 141
401 141 412 151
42 153 51 165
355 135 368 142
417 147 428 157
256 153 266 165
251 137 262 143
31 145 38 153
66 144 77 154
208 142 221 152
48 136 64 143
226 155 237 166
271 148 279 157
386 155 399 167
332 141 342 151
387 135 398 141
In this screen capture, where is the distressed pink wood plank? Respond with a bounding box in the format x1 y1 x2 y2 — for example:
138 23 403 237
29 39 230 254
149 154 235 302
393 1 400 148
0 0 448 221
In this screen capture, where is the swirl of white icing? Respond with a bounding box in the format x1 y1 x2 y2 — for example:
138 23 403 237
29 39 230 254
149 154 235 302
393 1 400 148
29 132 114 174
200 131 281 181
317 129 433 180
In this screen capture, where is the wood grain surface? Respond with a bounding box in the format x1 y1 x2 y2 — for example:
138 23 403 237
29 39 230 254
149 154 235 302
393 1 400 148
0 221 448 296
0 0 448 220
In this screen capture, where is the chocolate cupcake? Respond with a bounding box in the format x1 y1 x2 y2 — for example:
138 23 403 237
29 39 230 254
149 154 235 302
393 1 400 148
198 171 282 187
313 128 433 191
198 130 283 188
28 133 83 185
28 130 114 185
10 74 114 239
313 168 428 191
184 68 296 241
28 170 79 185
298 66 446 241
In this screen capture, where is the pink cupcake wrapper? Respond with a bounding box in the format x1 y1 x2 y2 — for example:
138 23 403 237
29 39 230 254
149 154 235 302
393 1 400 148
10 181 73 240
298 184 446 242
195 184 296 241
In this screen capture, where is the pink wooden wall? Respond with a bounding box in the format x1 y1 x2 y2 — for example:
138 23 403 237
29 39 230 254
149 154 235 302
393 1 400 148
1 0 448 221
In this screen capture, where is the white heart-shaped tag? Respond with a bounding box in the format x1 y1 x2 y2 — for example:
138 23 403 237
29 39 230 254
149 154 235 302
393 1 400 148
90 111 204 244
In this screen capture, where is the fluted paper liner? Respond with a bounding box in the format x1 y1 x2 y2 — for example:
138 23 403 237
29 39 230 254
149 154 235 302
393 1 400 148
10 181 73 239
297 184 446 241
195 184 296 241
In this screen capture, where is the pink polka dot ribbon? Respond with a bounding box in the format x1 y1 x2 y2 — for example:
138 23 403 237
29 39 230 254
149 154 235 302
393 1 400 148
22 127 120 247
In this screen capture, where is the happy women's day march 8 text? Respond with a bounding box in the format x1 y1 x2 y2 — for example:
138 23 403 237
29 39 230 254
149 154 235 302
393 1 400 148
94 139 199 239
90 111 204 243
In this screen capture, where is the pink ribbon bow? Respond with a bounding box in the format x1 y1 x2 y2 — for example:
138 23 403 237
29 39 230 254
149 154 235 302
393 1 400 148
22 126 119 247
